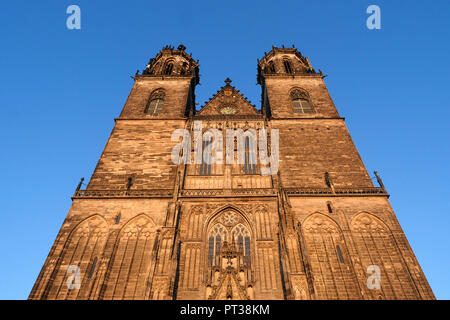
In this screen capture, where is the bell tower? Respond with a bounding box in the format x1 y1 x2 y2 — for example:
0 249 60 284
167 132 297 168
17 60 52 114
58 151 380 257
29 45 434 301
119 44 199 119
257 45 373 188
258 45 339 119
86 45 200 191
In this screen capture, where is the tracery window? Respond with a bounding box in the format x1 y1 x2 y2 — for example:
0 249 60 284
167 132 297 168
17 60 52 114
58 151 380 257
208 223 227 267
88 257 98 280
336 245 345 263
290 89 314 114
200 136 213 175
207 211 252 268
244 136 256 174
267 61 276 73
180 62 188 75
232 223 251 267
164 62 174 75
144 89 165 115
283 60 293 74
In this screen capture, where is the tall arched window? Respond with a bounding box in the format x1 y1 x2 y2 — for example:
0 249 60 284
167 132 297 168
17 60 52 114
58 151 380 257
208 224 227 267
232 223 251 267
180 62 188 75
290 89 313 114
144 89 165 115
200 136 213 175
283 60 293 74
88 257 98 279
267 61 276 74
164 62 174 75
336 245 345 263
244 136 256 174
207 211 252 268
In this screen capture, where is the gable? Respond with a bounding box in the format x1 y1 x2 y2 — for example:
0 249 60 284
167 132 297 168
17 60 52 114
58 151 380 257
197 78 260 116
209 270 249 300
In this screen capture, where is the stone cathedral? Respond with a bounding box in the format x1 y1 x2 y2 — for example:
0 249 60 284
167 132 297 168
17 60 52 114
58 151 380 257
29 45 434 300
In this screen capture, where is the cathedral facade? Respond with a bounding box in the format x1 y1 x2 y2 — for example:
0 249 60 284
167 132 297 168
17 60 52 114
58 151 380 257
29 45 434 300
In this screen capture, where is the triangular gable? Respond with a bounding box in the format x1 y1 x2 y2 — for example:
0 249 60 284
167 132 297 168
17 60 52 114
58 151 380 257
197 78 260 116
209 268 249 300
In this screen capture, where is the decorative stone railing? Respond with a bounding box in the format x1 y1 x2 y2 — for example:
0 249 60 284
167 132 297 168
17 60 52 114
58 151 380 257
73 186 387 199
72 189 173 199
181 188 277 197
285 187 387 196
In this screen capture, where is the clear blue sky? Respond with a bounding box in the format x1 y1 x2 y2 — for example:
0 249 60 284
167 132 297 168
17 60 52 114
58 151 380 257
0 1 448 299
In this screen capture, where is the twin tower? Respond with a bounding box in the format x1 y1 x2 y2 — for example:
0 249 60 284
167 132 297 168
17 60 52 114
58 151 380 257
29 45 434 300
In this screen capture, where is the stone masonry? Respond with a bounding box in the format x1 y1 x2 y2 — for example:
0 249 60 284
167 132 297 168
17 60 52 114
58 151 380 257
29 45 434 300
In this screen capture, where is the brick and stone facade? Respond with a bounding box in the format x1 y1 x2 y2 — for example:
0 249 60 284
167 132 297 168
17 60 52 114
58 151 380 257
29 45 434 300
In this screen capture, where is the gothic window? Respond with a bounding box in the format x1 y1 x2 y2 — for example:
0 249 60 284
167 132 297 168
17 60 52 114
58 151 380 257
88 257 98 279
336 245 345 263
208 236 214 266
180 62 188 75
283 60 293 74
144 89 165 115
208 224 227 267
327 203 333 214
200 136 213 175
207 212 252 269
103 215 157 299
350 213 417 299
47 216 108 299
244 136 256 174
267 61 275 74
232 224 251 267
290 89 313 114
164 62 174 75
244 237 251 266
302 214 360 298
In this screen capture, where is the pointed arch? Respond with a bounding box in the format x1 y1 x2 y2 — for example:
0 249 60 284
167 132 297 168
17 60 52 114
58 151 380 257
204 207 253 263
207 223 227 268
144 88 165 115
201 206 255 295
163 59 174 75
231 223 250 237
289 87 314 114
67 214 109 239
44 215 108 300
301 212 360 299
208 270 250 300
231 223 251 267
350 211 390 230
302 211 341 230
282 58 293 74
350 212 418 299
203 205 253 236
102 214 157 300
119 213 156 234
266 60 276 73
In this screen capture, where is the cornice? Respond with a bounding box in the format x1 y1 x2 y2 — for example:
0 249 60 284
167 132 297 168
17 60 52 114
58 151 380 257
114 117 188 121
269 117 345 121
262 73 326 79
72 187 388 200
133 74 194 81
